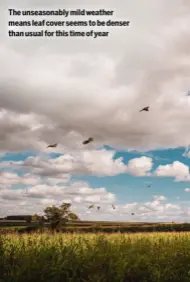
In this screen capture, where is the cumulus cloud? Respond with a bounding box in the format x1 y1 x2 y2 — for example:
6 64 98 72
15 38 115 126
0 179 117 217
1 0 190 221
120 195 180 220
126 156 153 176
114 197 183 222
0 189 25 201
0 179 116 204
184 188 190 192
152 195 167 201
154 161 190 181
0 152 153 178
0 172 41 188
0 177 187 222
25 182 116 206
0 0 190 153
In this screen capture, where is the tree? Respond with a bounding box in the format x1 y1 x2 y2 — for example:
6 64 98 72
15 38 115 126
32 214 41 222
69 212 80 221
32 214 45 227
26 217 32 223
43 202 80 230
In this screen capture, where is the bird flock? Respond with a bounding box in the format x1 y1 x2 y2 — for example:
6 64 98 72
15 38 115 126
46 106 149 148
46 106 150 216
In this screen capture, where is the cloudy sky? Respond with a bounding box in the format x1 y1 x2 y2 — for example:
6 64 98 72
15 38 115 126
0 0 190 222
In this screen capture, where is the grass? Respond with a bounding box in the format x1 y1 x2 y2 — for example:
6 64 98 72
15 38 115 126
0 226 26 229
1 232 190 281
0 221 189 233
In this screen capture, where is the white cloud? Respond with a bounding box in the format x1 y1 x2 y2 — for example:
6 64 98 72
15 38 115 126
20 181 116 206
0 152 153 178
1 1 190 222
0 189 25 200
184 188 190 192
0 172 41 188
126 156 153 176
0 179 117 217
152 195 167 201
7 150 127 177
154 161 190 181
0 180 188 222
0 1 190 152
112 197 183 222
40 198 60 206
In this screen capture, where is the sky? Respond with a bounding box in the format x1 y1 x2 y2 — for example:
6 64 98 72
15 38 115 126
0 0 190 222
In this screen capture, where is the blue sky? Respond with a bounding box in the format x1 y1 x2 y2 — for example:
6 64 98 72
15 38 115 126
0 146 190 221
73 147 190 203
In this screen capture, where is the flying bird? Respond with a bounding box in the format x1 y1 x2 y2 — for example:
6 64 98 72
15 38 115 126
97 206 101 210
131 213 135 215
147 183 151 188
83 137 94 145
112 205 115 209
88 205 94 209
187 91 190 96
47 143 58 148
140 106 149 112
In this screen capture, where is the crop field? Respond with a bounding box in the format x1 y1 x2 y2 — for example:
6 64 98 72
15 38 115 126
1 232 190 282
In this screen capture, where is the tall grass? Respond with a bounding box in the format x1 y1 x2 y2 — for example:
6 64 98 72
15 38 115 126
1 232 190 281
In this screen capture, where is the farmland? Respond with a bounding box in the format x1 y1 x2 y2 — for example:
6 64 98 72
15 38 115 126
1 232 190 281
2 219 190 281
0 219 189 233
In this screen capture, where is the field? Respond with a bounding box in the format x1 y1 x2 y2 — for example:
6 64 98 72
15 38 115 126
0 220 188 233
1 219 190 237
1 232 190 281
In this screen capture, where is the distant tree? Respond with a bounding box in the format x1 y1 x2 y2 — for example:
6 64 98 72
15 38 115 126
32 214 41 222
69 212 80 221
32 214 45 227
43 202 80 230
26 216 32 223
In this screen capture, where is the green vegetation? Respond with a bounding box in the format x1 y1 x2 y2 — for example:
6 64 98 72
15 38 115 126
61 223 187 233
43 202 80 230
2 221 190 234
2 203 190 280
1 232 190 281
1 202 188 234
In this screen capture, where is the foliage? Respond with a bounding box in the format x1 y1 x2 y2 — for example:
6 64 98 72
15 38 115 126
43 202 80 230
2 222 190 234
26 217 32 223
32 214 45 228
61 223 190 233
1 232 190 281
32 214 42 222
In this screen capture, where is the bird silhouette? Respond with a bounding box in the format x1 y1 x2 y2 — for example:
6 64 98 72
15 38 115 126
112 205 116 209
88 205 94 209
147 184 151 188
131 213 135 215
140 106 149 112
47 143 58 148
97 206 101 210
83 137 94 145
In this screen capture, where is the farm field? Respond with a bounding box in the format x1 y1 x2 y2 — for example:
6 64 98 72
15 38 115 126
1 232 190 281
1 220 190 234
